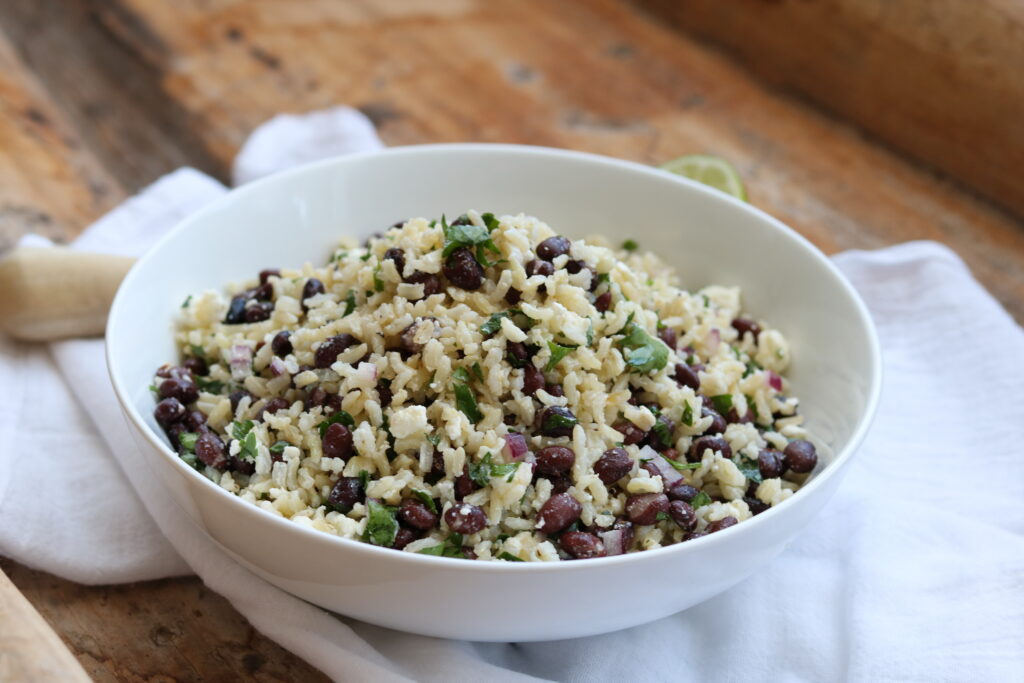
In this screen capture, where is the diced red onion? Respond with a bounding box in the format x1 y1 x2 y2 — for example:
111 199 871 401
706 328 721 355
355 362 378 384
503 432 530 462
767 370 783 391
599 529 625 556
269 357 288 377
639 444 683 485
229 344 252 380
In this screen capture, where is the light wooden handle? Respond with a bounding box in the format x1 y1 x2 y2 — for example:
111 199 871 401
0 568 91 681
0 247 135 342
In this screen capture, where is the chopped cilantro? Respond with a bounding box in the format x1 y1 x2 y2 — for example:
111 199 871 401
618 323 670 373
541 409 578 434
362 499 399 547
231 420 255 441
373 264 384 292
469 452 519 487
544 340 576 372
452 366 472 384
597 272 611 285
682 401 694 426
318 410 355 437
453 382 481 423
179 432 199 452
148 384 159 394
360 252 372 262
471 362 485 383
710 394 733 415
651 417 672 446
412 489 438 514
586 322 595 347
655 511 671 522
666 459 702 472
195 377 224 394
343 290 357 317
180 453 202 470
427 433 441 447
189 344 206 359
498 551 524 562
691 491 712 508
269 441 290 455
231 421 259 462
622 239 638 252
480 212 501 231
417 533 465 558
358 470 371 490
440 214 501 266
738 464 763 484
181 294 192 309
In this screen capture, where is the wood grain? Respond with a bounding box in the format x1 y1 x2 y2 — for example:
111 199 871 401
0 567 90 682
633 0 1024 219
0 0 1021 680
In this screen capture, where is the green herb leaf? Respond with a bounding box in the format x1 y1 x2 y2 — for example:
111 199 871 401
181 294 192 309
738 463 763 484
240 431 259 462
471 362 485 383
318 410 355 437
622 239 638 252
343 290 357 317
417 533 465 558
148 384 159 394
452 367 472 384
480 309 524 336
362 499 399 547
481 212 501 231
180 453 202 470
269 440 290 455
231 420 255 441
651 416 672 446
541 409 578 434
412 489 438 514
545 340 576 372
360 252 372 262
195 376 224 394
373 264 384 292
682 401 694 427
441 215 501 263
498 551 524 562
453 382 481 423
427 433 441 447
691 491 712 508
666 459 702 472
618 323 670 373
417 543 446 556
469 452 519 487
710 394 733 415
586 322 595 347
179 432 199 452
655 511 671 522
358 470 371 490
189 343 206 359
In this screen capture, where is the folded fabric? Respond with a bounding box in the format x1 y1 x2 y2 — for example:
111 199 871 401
1 107 1020 681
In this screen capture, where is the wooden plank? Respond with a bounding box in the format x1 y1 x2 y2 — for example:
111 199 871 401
633 0 1024 219
0 567 91 682
53 0 1024 320
2 560 329 682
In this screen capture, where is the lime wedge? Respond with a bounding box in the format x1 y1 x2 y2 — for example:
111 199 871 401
659 154 746 201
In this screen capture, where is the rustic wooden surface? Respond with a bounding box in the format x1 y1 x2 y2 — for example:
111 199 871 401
0 0 1022 680
636 0 1024 218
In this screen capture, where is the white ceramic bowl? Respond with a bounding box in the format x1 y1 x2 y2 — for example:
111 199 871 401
107 144 881 642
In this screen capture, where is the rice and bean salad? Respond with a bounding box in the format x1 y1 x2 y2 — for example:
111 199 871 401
151 212 818 562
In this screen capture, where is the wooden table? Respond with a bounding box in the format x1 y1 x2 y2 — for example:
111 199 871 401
0 0 1020 680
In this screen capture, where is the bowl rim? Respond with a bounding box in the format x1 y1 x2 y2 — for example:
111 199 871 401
106 142 882 572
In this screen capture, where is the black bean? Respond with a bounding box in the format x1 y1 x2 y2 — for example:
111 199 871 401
306 386 327 408
227 451 256 474
229 389 252 413
535 445 575 477
404 270 442 299
688 435 732 463
377 380 392 407
537 405 577 438
668 500 697 531
685 531 707 542
706 516 738 533
154 397 186 427
454 466 478 499
155 364 183 379
259 268 280 284
183 356 208 377
224 294 248 324
560 531 606 559
195 432 228 470
537 493 582 534
271 331 292 357
525 259 555 278
745 497 769 515
391 527 418 550
626 493 670 526
758 449 785 479
565 259 585 274
648 415 676 451
611 518 635 551
594 291 612 313
658 326 678 349
166 423 186 450
183 410 207 432
641 461 662 480
504 287 522 305
701 405 727 435
732 317 761 342
159 377 199 405
444 502 487 534
726 404 753 425
783 439 818 473
322 422 354 460
614 421 647 446
314 333 359 369
593 447 632 484
302 278 326 303
506 342 529 368
260 397 290 420
399 499 438 530
327 477 364 513
442 247 485 290
383 247 406 276
245 301 274 323
545 383 564 398
674 363 700 390
400 321 425 354
667 481 699 503
253 282 274 301
522 364 546 396
536 236 571 260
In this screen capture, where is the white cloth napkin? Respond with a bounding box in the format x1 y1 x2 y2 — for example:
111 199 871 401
2 107 1022 682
